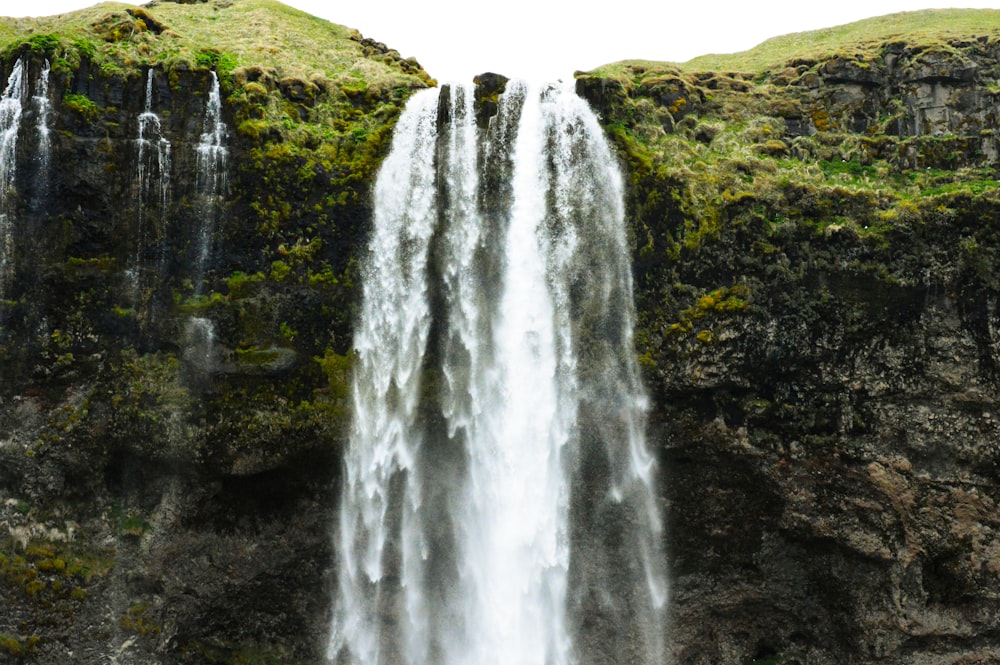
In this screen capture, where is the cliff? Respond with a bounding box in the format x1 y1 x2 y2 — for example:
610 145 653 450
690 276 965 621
0 1 428 663
575 8 1000 665
0 2 999 664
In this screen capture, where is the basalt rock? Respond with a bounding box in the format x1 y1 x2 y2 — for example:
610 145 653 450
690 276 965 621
578 21 1000 665
0 51 347 662
0 2 427 662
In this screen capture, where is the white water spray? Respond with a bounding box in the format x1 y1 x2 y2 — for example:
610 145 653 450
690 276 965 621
183 315 218 373
331 82 666 665
32 59 51 185
0 59 26 299
132 68 172 298
193 71 227 293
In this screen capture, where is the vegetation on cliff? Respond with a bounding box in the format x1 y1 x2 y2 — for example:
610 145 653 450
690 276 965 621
577 9 1000 403
1 0 431 282
0 0 432 439
0 1 430 663
577 10 1000 664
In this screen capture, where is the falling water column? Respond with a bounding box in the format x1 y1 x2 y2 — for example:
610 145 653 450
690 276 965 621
193 71 227 290
332 81 666 665
0 59 26 300
185 71 227 372
31 59 51 201
331 86 441 665
132 68 172 303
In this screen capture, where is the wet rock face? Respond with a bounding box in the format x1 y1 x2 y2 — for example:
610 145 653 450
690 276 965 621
0 51 359 664
578 38 1000 665
658 287 1000 664
656 226 1000 659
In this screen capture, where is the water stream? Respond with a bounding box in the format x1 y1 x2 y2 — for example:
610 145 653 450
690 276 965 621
32 59 51 201
193 70 227 292
131 68 172 300
0 58 25 299
331 81 666 665
185 71 227 370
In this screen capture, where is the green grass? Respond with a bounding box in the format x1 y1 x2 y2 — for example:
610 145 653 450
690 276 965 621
0 0 430 89
575 8 1000 249
590 9 1000 75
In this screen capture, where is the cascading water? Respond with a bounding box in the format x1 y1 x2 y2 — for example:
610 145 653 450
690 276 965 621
132 68 172 299
32 59 51 196
0 58 26 300
185 71 227 368
193 70 227 291
331 81 666 665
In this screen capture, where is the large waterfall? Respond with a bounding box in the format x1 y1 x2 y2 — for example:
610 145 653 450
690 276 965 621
330 82 665 665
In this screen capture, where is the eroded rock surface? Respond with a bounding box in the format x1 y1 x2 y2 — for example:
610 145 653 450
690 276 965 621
578 27 1000 665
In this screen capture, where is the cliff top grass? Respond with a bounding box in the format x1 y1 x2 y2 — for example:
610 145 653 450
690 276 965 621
590 8 1000 78
0 0 430 88
576 9 1000 269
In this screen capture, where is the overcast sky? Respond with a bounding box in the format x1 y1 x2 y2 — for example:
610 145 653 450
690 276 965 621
10 0 1000 82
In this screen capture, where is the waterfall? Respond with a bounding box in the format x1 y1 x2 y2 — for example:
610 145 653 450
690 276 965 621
132 68 172 298
182 315 217 371
193 71 227 293
185 71 227 369
0 58 26 300
32 59 51 195
331 82 666 665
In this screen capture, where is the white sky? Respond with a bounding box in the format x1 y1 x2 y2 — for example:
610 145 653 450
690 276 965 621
10 0 1000 82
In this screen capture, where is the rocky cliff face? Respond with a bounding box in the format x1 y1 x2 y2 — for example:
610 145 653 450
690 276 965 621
0 2 428 663
2 3 1000 665
576 21 1000 665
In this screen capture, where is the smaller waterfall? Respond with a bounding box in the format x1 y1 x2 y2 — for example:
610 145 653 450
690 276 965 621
0 58 26 299
132 68 172 300
137 69 171 218
183 316 218 374
32 59 51 189
184 72 227 373
193 71 227 293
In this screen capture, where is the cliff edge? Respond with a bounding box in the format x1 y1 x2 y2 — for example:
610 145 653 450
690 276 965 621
576 9 1000 665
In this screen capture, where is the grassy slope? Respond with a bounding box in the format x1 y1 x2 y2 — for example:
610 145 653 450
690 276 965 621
0 0 429 87
596 8 1000 75
687 8 1000 72
580 8 1000 249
